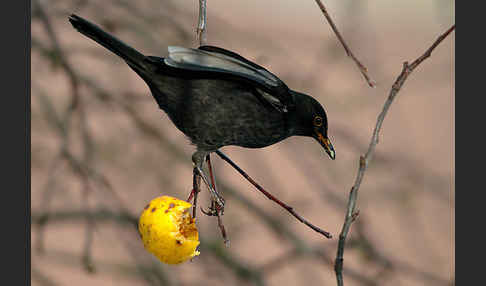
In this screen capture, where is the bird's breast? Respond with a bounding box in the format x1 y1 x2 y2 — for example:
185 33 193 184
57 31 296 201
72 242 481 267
169 79 290 150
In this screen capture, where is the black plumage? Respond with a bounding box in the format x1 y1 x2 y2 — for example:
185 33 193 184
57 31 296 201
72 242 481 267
68 14 335 167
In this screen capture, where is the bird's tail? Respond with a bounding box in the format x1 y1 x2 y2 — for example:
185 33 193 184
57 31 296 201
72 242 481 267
69 14 147 71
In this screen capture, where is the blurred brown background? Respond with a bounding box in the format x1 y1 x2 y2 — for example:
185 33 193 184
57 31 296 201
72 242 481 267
31 0 455 285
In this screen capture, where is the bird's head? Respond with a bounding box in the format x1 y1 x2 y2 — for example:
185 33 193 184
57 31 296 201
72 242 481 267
289 91 336 160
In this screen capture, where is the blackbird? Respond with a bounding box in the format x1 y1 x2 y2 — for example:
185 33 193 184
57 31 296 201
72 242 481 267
69 14 336 236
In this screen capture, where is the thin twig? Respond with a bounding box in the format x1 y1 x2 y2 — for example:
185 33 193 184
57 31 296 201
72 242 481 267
313 0 375 87
196 0 207 46
334 24 455 286
215 150 332 239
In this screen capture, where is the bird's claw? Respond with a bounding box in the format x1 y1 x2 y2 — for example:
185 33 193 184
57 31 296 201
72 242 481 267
200 200 224 216
200 206 218 216
214 195 225 211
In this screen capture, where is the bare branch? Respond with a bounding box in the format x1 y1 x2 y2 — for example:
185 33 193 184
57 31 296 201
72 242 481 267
334 24 455 286
215 150 332 239
196 0 207 46
313 0 375 87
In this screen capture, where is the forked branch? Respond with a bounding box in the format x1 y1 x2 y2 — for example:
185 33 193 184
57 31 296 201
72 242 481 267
334 24 455 286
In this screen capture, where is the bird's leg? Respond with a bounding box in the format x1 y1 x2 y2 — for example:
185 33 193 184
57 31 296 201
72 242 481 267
205 154 229 246
191 151 225 215
195 165 225 211
190 151 228 245
215 150 332 239
186 167 201 219
205 154 224 214
206 154 217 195
187 151 205 219
199 155 219 217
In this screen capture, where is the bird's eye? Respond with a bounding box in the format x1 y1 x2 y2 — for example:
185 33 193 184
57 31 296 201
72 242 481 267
313 116 323 127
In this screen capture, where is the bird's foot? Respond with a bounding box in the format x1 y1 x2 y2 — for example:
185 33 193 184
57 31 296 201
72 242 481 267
192 151 230 245
200 199 225 217
200 206 217 216
195 165 225 208
201 199 230 247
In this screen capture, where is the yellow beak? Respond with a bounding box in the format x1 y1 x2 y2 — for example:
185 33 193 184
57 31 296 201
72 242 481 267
316 132 336 160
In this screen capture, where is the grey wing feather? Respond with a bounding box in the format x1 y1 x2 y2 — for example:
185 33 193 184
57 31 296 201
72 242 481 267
164 46 281 87
255 88 288 113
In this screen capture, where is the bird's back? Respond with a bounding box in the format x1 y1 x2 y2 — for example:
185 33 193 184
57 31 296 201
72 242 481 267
139 67 291 151
68 14 294 151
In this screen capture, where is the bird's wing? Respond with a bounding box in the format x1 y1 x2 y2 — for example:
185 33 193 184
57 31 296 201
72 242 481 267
164 46 294 112
165 46 280 87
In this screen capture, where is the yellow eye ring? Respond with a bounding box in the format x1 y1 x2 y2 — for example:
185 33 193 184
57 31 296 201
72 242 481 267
313 116 323 127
